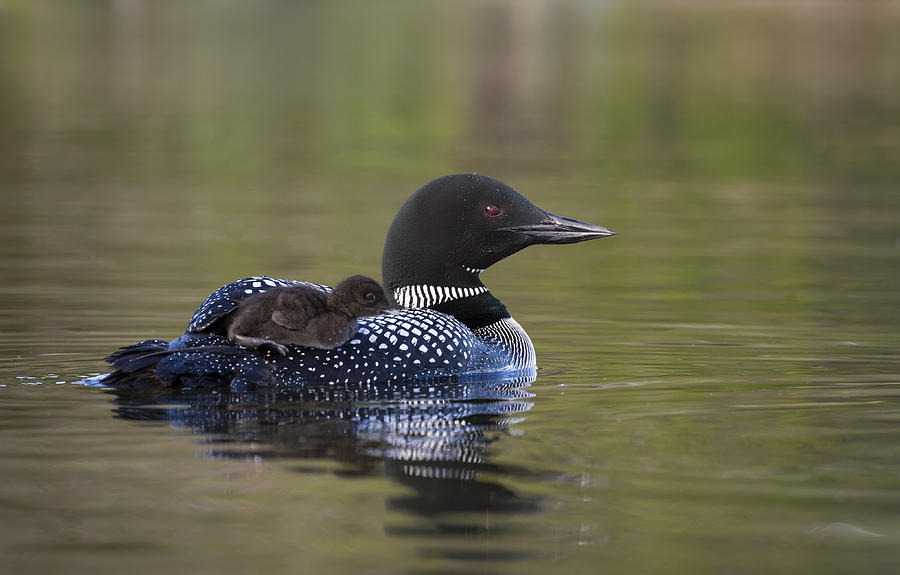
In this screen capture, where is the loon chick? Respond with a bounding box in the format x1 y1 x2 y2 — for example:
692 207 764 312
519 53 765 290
105 174 616 388
225 275 392 355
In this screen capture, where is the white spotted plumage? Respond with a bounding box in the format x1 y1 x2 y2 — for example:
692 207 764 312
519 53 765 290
172 276 535 386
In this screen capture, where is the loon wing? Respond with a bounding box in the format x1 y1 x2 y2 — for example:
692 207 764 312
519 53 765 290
106 307 527 389
187 276 331 333
105 277 536 388
271 309 307 330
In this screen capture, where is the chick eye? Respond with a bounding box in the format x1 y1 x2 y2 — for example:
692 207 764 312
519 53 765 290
364 292 377 303
484 205 501 217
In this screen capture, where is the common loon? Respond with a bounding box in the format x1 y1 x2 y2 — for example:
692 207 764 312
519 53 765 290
225 275 392 355
104 174 615 388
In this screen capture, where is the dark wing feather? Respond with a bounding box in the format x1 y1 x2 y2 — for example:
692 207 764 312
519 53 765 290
186 276 331 333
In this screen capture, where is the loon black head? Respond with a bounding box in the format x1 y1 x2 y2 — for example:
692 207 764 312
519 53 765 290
382 174 615 310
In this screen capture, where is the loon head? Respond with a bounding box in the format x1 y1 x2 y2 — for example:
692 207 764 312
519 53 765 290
382 174 615 305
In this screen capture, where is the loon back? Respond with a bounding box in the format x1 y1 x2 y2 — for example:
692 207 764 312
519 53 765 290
104 174 615 388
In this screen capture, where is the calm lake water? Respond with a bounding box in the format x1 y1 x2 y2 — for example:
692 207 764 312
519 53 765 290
2 2 899 574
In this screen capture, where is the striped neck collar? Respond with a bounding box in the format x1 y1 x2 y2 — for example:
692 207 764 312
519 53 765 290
392 284 489 309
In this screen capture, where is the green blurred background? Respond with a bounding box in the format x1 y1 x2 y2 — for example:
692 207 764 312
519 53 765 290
1 2 899 574
2 0 897 361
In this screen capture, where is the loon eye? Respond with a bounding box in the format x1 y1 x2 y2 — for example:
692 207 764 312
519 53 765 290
484 205 502 217
364 292 377 303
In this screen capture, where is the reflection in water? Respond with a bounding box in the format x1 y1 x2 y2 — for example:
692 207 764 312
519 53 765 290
108 375 538 526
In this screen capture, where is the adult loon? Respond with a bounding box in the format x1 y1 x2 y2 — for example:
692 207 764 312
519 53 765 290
224 275 392 354
104 174 615 388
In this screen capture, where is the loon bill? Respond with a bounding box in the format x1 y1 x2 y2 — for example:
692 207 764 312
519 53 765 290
104 174 616 388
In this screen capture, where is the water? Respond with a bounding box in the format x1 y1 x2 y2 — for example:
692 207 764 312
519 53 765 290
2 1 899 573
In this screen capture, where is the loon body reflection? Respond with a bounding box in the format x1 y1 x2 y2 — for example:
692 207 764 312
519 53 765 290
108 377 539 515
104 174 615 388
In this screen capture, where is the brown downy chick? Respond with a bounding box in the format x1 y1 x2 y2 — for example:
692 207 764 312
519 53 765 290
224 275 392 355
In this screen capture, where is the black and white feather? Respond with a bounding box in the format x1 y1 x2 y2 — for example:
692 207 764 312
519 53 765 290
106 276 536 388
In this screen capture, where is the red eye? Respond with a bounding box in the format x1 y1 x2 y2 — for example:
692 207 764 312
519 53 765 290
484 205 501 217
